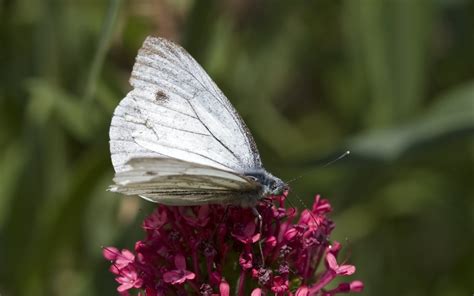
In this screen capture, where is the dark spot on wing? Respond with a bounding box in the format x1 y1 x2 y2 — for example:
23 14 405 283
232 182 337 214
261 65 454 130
145 171 156 176
155 90 169 103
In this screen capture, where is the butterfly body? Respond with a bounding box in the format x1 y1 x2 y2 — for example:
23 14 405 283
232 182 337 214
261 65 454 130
109 36 286 207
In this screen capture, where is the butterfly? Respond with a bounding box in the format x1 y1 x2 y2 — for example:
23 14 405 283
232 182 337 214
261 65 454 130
109 36 287 208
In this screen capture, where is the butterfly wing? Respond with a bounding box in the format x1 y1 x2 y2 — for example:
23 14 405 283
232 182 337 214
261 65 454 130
110 157 259 205
110 36 261 175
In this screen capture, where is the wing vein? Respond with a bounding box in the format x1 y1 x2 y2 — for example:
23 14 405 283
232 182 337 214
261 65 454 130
185 98 242 163
164 48 253 151
136 140 235 171
152 120 210 136
138 45 252 154
133 93 198 119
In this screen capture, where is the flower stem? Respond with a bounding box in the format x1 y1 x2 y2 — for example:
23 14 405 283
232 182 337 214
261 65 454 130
309 270 335 293
237 270 246 296
192 249 200 281
303 247 312 283
188 280 200 293
312 246 325 281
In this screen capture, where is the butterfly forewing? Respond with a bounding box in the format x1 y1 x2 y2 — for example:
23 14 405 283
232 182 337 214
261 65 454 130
110 37 261 177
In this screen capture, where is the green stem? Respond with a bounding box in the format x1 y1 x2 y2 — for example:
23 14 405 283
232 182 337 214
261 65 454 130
237 270 246 296
83 0 123 102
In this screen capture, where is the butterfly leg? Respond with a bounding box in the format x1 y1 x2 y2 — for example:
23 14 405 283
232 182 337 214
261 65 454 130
251 207 265 267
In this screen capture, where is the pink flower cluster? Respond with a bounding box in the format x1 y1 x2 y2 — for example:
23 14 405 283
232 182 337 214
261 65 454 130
103 193 363 295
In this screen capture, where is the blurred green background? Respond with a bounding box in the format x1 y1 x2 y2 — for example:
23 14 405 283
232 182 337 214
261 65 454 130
1 0 473 295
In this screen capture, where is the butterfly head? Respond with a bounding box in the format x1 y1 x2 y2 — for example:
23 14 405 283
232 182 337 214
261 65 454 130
267 174 287 196
246 170 288 198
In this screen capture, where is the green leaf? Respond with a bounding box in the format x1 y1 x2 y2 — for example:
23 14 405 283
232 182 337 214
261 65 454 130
26 79 96 140
0 141 27 229
349 82 474 160
345 0 434 127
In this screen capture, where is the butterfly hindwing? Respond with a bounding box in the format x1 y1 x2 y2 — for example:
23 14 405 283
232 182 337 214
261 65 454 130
109 157 260 205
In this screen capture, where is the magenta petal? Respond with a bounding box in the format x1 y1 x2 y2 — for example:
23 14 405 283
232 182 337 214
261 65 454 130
163 270 181 284
122 249 134 259
334 282 351 292
350 280 364 292
239 252 253 270
133 278 143 288
271 276 288 293
143 207 168 230
250 288 262 296
265 236 277 247
284 227 298 241
112 249 135 269
328 241 342 256
232 221 260 244
163 269 195 285
116 249 135 266
219 280 230 296
117 282 134 293
295 286 309 296
174 254 186 270
337 264 356 275
109 265 120 275
251 233 261 243
103 247 119 260
326 253 339 271
243 221 256 236
184 270 195 280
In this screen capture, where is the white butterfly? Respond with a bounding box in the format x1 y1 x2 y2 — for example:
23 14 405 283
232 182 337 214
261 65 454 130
109 36 286 207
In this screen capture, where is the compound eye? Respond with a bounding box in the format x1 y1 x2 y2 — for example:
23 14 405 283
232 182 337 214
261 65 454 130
272 181 282 192
247 176 259 183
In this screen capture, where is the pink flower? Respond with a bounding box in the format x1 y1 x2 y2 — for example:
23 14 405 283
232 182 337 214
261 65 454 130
162 254 195 285
103 247 120 261
328 241 342 257
264 236 277 254
103 247 135 273
350 281 364 292
231 221 261 244
295 286 309 296
271 275 289 293
326 253 356 276
115 266 143 292
283 226 300 242
142 207 167 232
239 251 253 270
180 205 210 227
324 280 364 295
219 279 230 296
104 193 363 295
312 194 332 214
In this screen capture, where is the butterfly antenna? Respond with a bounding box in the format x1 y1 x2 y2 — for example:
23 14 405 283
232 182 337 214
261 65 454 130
292 191 321 228
284 194 298 211
323 150 350 168
285 150 350 185
293 191 309 210
286 174 304 185
341 237 353 265
284 190 313 221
